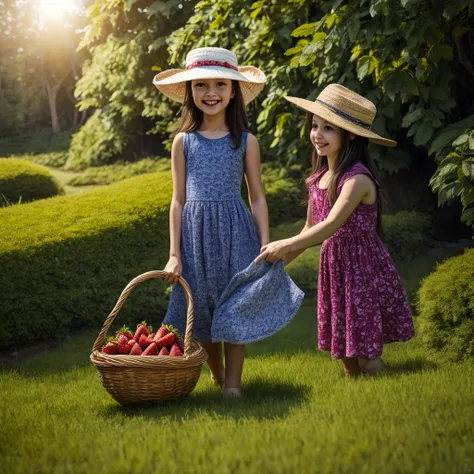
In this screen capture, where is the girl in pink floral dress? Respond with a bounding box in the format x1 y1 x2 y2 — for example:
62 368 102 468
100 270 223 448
255 84 414 376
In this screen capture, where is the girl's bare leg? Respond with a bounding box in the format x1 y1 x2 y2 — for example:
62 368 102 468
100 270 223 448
358 356 388 375
342 357 362 377
223 343 245 396
201 342 225 384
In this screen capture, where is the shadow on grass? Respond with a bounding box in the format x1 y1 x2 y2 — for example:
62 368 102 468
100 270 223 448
98 379 311 421
384 357 438 375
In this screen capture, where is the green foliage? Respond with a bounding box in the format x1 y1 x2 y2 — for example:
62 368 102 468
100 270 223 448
260 163 306 222
429 120 474 228
382 211 433 261
0 172 173 348
67 157 170 185
69 0 194 168
21 152 69 168
76 0 473 227
0 130 72 158
0 159 64 205
418 248 474 362
0 1 85 136
167 0 311 166
283 0 473 222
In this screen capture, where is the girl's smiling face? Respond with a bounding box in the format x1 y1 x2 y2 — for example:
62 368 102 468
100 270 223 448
191 78 235 116
310 115 345 159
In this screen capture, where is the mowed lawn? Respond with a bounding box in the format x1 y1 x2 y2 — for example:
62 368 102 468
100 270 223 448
1 249 473 474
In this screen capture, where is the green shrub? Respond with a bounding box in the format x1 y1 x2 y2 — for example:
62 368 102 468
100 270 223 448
0 158 64 205
0 130 72 157
261 163 306 223
67 158 170 186
382 211 432 261
22 152 68 168
418 248 474 362
0 172 173 348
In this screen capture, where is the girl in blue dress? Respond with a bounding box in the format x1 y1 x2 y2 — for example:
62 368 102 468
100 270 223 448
153 47 303 397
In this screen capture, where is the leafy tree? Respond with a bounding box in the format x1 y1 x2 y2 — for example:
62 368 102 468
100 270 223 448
167 0 473 226
67 0 195 169
0 0 85 137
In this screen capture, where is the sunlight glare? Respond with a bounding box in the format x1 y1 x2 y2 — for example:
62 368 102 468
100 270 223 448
38 0 79 20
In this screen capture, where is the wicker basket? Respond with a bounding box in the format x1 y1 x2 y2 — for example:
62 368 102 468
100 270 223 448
90 270 208 405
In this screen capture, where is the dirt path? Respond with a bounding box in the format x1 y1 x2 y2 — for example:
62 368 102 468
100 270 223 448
48 168 104 195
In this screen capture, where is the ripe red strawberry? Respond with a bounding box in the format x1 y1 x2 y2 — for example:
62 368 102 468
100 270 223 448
176 336 185 353
134 321 150 341
154 325 170 341
116 325 133 340
130 342 142 355
143 342 158 356
128 339 136 348
156 332 175 347
117 335 131 354
102 342 117 354
169 343 183 356
138 333 150 348
159 346 169 356
149 332 155 340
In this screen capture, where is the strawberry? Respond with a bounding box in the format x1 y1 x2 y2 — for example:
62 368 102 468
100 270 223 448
159 346 169 356
102 337 117 354
154 325 170 341
116 325 133 340
102 343 117 354
134 321 150 341
143 342 158 356
156 332 175 347
129 342 142 355
117 335 131 354
128 339 136 348
176 336 185 353
138 333 150 348
149 332 155 340
169 343 183 356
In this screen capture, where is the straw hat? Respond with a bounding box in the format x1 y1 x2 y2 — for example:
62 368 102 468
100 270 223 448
285 84 396 147
153 47 266 105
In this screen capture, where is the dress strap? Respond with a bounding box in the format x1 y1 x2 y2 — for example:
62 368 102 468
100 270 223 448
337 162 379 195
183 132 190 158
307 166 328 187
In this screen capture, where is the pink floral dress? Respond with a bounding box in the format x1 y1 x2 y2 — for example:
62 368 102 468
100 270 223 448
309 162 414 359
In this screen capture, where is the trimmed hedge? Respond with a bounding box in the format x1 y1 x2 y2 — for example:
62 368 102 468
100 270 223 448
0 172 173 348
418 248 474 362
0 158 63 204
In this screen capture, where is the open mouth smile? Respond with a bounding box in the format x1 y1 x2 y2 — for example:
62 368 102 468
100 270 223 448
202 100 220 106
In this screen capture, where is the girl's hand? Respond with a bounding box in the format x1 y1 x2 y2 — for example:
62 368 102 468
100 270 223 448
163 256 182 285
254 239 292 264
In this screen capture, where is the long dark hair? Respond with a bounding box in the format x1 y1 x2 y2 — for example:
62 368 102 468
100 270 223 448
306 113 384 235
179 80 248 149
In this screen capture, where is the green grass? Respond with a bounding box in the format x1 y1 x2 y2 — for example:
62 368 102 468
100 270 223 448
1 248 473 474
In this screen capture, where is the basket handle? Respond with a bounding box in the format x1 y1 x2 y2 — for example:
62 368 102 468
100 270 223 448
92 271 195 356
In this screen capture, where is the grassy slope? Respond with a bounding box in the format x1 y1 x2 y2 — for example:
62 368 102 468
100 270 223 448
1 248 473 474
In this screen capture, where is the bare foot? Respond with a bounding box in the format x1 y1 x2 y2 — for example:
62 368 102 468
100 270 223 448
222 387 242 398
358 357 388 375
342 357 362 378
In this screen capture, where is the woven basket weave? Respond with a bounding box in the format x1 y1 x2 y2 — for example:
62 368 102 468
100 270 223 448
90 271 208 404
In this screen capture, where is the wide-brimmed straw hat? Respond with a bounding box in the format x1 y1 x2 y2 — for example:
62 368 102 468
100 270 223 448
153 47 266 105
285 84 396 147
